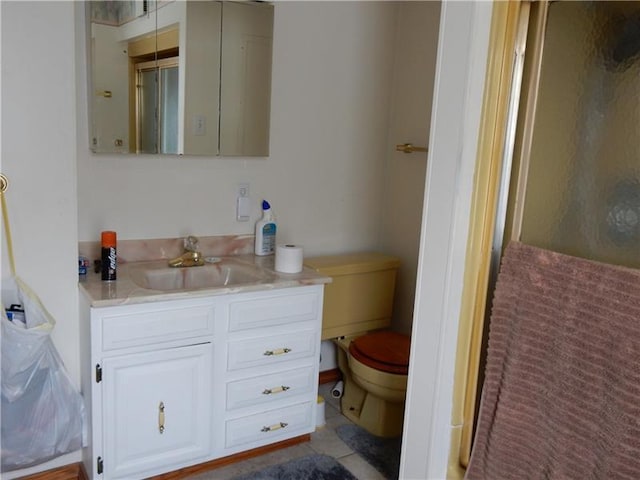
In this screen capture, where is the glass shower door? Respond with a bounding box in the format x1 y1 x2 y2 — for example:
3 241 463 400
458 1 640 471
159 66 179 154
135 58 179 154
516 1 640 267
137 67 158 154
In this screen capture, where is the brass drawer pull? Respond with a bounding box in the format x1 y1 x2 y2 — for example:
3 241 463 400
158 401 165 434
261 422 288 432
263 347 291 356
262 385 290 395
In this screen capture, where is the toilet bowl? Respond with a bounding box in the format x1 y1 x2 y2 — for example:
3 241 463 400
304 253 410 438
335 331 410 437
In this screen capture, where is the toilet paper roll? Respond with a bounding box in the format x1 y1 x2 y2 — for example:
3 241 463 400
331 380 344 399
275 244 304 273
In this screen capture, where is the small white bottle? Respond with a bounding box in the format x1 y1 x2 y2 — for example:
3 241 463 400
255 200 277 255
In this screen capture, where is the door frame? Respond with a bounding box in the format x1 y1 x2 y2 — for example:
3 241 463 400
448 0 549 475
399 2 495 478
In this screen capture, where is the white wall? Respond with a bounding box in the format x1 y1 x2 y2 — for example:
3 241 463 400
381 1 441 336
1 1 81 476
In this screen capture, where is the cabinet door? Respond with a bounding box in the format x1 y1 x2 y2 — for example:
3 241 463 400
102 343 212 479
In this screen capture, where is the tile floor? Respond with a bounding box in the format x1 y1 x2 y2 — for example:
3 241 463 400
186 383 388 480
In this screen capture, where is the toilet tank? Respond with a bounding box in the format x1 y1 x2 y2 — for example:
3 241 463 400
304 253 400 340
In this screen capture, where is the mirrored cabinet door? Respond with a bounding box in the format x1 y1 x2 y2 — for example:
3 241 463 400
220 1 273 156
88 0 273 157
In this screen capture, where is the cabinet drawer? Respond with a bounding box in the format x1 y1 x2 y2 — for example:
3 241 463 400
101 304 215 351
225 401 313 449
227 329 317 371
226 366 316 411
228 290 320 332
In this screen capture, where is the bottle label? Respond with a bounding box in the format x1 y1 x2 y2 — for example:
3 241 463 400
261 224 276 253
101 246 117 281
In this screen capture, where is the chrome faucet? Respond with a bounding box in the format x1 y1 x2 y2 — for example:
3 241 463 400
169 235 205 267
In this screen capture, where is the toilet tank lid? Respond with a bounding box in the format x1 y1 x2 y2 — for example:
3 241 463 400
304 252 400 276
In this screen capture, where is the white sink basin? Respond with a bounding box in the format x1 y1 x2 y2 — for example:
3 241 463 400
130 261 270 291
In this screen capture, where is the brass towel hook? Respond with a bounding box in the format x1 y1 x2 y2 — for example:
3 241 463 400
396 143 428 154
0 174 8 193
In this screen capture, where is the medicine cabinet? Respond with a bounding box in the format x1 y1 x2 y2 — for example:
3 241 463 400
89 0 273 156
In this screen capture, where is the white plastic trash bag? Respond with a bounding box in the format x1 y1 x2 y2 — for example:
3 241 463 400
1 276 85 471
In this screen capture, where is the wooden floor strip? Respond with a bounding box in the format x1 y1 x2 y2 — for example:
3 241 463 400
16 462 87 480
150 434 311 480
16 435 309 480
319 368 341 385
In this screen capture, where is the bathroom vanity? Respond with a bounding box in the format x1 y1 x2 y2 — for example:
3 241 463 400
79 256 330 479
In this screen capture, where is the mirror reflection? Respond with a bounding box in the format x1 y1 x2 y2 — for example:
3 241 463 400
89 1 273 156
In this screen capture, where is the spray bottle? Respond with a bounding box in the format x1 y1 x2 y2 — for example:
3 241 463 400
255 200 276 256
101 231 117 281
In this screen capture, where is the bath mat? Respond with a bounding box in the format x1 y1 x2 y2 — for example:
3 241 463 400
231 454 357 480
336 424 401 479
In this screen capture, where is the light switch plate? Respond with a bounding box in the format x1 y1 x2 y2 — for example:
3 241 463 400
237 197 250 222
193 115 206 136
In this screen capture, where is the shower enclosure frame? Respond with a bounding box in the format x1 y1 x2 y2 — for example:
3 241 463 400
450 0 549 474
453 0 640 474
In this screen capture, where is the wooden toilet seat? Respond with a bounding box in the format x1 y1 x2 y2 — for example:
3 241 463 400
348 331 410 375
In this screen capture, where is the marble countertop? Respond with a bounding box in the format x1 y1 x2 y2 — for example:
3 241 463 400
79 254 331 308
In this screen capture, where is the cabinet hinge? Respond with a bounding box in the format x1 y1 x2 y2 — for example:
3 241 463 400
97 456 103 474
96 364 102 383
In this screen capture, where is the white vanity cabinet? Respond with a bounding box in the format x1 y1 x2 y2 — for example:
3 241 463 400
80 284 324 480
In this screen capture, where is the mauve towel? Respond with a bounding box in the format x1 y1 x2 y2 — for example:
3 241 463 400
465 242 640 480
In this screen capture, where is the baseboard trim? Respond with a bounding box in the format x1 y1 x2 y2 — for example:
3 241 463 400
16 462 87 480
319 368 341 385
150 434 311 480
16 435 310 480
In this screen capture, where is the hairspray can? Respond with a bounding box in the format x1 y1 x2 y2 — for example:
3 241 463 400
101 231 117 281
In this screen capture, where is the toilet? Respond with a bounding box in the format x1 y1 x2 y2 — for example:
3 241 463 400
304 252 410 438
